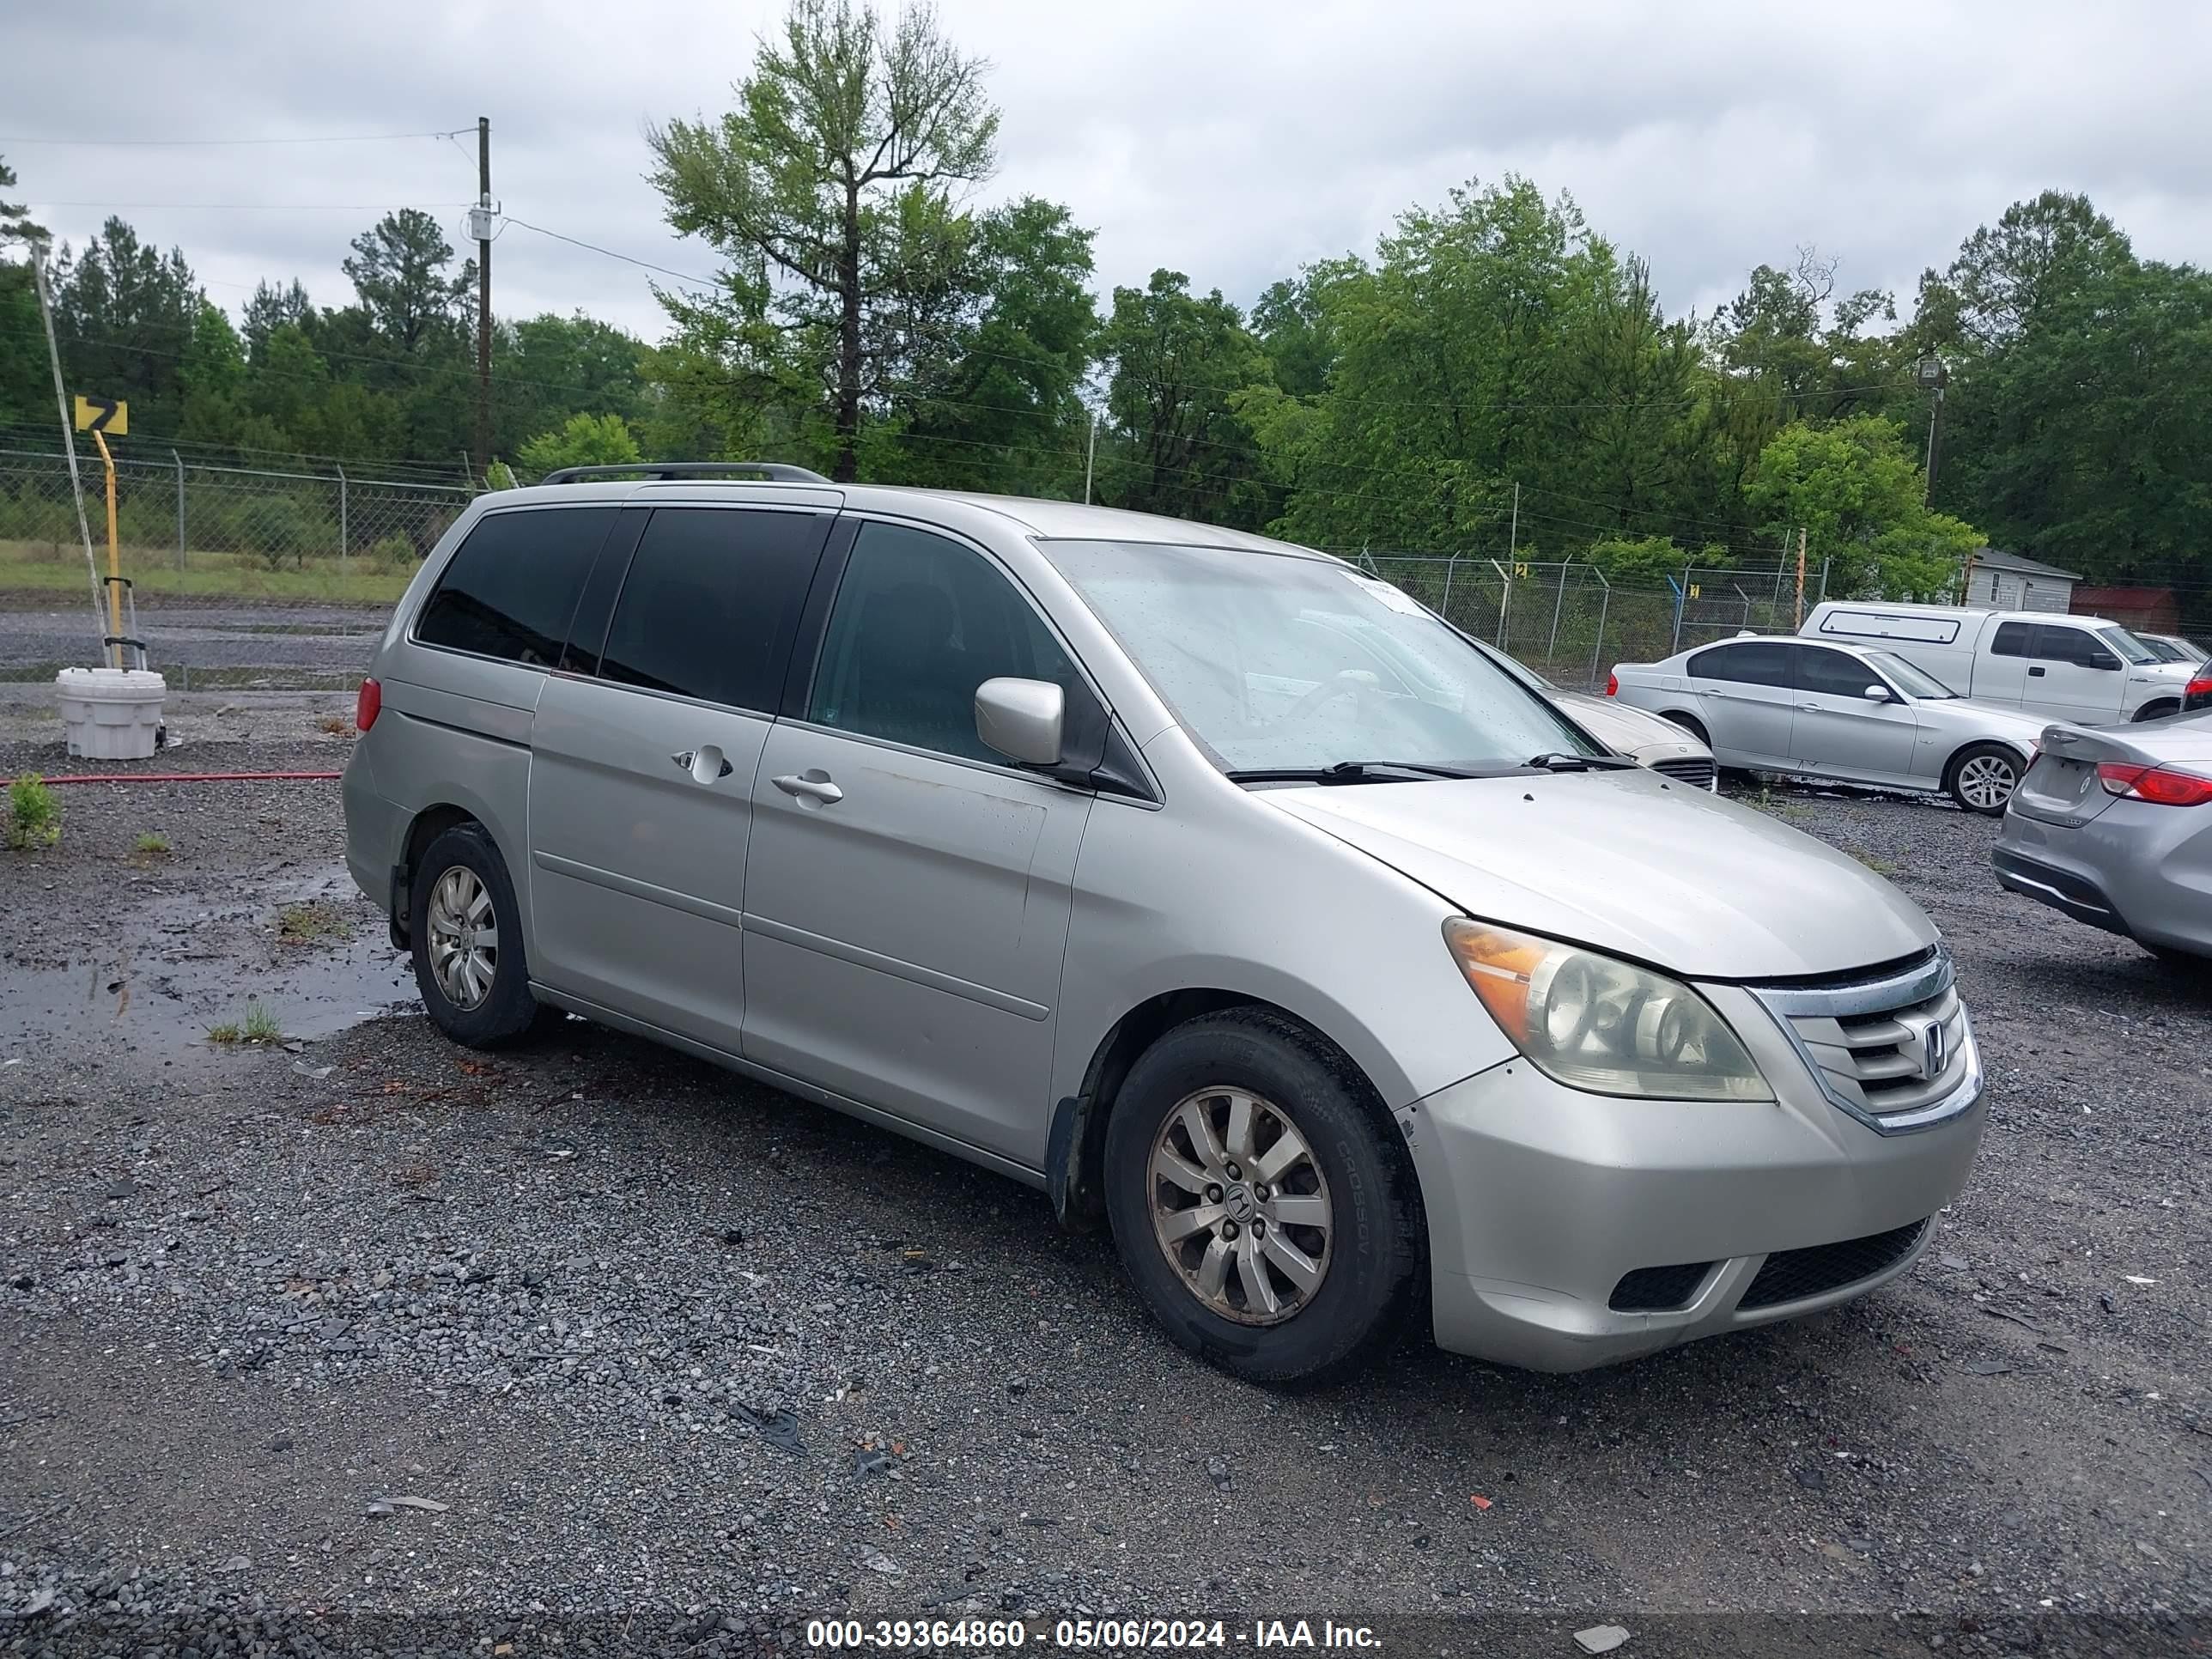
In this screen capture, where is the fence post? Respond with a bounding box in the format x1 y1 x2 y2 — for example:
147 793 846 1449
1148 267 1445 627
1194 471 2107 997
1818 559 1830 603
1441 553 1456 618
337 463 349 577
1668 574 1686 654
1589 568 1611 691
1488 558 1511 647
172 449 185 570
1547 562 1569 659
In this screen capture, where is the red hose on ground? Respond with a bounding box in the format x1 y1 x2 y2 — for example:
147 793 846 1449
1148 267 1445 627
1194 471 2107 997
39 770 343 785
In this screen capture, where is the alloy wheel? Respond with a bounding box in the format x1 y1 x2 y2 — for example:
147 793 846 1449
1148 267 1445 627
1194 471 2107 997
1148 1086 1333 1326
425 864 498 1010
1957 754 2018 810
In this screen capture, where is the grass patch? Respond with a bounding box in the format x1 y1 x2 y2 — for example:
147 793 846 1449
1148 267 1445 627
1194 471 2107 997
208 1001 284 1046
1849 848 1902 877
5 774 61 850
277 900 351 945
0 542 410 606
132 830 172 861
316 713 353 736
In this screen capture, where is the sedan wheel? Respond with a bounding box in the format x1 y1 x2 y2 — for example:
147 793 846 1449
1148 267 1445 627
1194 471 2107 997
1148 1086 1333 1326
1948 744 2021 816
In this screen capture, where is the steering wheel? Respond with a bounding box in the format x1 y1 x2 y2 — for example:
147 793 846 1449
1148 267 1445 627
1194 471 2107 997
1282 669 1384 723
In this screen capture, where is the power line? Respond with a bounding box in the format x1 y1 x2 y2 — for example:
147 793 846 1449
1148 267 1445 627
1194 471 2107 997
0 130 471 148
501 218 720 292
33 200 475 212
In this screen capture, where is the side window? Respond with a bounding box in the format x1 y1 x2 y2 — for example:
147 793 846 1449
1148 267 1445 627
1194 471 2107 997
414 507 616 666
598 508 828 712
1990 621 2033 658
2032 624 2097 666
807 521 1081 765
1689 642 1794 687
1798 647 1882 698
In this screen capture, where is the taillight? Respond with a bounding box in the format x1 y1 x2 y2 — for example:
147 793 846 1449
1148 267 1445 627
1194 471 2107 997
2097 761 2212 806
2187 673 2212 701
1605 672 1619 697
356 676 381 732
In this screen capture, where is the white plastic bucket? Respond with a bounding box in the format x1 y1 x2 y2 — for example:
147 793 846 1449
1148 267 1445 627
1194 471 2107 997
56 666 167 761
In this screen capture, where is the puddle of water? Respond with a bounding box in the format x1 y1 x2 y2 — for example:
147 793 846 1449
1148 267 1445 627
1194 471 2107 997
1 882 418 1066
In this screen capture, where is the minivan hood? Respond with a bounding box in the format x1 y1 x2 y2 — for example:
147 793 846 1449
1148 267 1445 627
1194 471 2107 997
1267 770 1936 981
1553 690 1701 758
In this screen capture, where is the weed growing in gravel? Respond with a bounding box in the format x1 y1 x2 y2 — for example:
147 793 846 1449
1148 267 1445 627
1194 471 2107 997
207 1002 284 1045
133 831 171 861
277 900 351 945
316 713 351 736
1850 848 1902 877
5 774 61 850
204 1021 241 1043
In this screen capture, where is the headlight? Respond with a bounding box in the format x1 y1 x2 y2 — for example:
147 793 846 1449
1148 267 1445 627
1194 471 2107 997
1443 919 1772 1102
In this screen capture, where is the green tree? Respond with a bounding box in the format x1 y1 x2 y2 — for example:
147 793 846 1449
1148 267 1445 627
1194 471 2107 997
518 411 643 477
241 278 313 360
52 217 203 434
1746 416 1978 599
647 0 1000 482
493 312 651 458
1098 269 1273 526
1251 257 1364 398
179 298 246 442
1583 535 1688 583
1915 191 2134 356
341 209 472 356
0 155 46 246
886 195 1097 494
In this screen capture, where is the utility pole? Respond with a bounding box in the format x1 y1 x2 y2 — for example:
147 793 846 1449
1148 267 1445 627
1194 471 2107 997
31 245 106 657
472 115 493 485
1795 526 1808 627
1915 353 1948 507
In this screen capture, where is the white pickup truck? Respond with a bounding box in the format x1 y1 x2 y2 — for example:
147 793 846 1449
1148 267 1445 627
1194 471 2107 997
1802 601 2196 725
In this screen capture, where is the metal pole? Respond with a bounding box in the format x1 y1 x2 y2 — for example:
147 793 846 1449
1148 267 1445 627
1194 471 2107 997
1923 385 1945 507
92 428 122 667
1083 409 1097 504
337 462 349 577
1547 562 1568 659
1589 568 1611 690
173 448 185 571
1489 558 1511 648
33 247 108 659
1441 553 1456 618
1668 574 1686 654
1819 558 1830 604
474 115 493 482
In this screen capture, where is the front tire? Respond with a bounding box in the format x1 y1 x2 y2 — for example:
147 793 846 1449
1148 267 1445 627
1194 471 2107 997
1103 1009 1422 1383
409 823 550 1048
1946 743 2023 816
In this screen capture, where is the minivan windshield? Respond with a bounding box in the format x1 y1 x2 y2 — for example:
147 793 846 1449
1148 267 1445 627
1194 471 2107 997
1037 540 1601 776
1865 650 1960 700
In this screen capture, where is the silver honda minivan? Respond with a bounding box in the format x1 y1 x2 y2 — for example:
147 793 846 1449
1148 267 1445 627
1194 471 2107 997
343 467 1986 1381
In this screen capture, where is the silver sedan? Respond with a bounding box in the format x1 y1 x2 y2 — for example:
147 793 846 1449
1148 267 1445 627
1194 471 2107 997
1608 634 2051 814
1995 714 2212 965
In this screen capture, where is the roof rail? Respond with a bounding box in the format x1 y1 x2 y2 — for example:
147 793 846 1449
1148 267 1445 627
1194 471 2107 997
537 461 832 485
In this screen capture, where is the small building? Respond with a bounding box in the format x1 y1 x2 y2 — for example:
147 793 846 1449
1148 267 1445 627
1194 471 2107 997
2072 585 2180 635
1963 548 2079 613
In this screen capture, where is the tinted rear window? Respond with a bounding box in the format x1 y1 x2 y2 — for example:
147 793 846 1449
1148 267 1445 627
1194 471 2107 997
1990 621 2033 658
598 507 829 712
1688 641 1795 687
415 507 616 667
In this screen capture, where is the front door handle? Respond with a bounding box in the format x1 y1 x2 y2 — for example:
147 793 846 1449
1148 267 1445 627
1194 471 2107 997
2028 665 2046 678
1797 702 1820 713
772 771 843 805
672 748 735 780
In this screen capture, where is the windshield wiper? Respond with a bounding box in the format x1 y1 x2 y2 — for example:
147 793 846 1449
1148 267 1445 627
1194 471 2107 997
1523 751 1641 773
1224 759 1494 786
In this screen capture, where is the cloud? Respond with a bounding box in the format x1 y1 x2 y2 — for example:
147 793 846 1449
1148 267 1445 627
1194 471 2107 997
5 0 2207 339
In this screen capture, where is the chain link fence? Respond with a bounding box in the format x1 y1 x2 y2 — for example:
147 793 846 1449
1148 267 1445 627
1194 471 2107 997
1357 553 1835 691
0 447 472 579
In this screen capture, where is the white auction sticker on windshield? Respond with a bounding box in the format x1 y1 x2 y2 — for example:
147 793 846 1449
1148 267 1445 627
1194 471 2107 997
1345 571 1425 616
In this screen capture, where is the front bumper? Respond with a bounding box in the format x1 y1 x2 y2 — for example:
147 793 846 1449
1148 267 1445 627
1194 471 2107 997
1406 983 1985 1372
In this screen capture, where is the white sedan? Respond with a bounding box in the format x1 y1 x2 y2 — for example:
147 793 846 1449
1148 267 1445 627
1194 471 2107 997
1608 633 2050 814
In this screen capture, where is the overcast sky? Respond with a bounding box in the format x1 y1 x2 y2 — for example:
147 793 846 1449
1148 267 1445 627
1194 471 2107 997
7 1 2210 342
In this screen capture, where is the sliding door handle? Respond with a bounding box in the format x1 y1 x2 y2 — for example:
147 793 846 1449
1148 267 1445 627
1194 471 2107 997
772 771 843 804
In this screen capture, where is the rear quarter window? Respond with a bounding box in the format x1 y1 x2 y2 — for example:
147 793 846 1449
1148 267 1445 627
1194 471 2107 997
413 507 617 667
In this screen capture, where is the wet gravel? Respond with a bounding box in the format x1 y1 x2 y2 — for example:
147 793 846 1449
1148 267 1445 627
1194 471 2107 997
0 726 2208 1656
0 595 384 690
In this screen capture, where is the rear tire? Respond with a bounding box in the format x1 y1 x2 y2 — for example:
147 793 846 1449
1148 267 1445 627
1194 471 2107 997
409 823 551 1049
1661 712 1710 746
1103 1009 1422 1384
1945 743 2023 816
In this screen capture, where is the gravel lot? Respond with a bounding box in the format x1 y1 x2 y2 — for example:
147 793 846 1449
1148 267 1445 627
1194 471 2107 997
1 695 2208 1656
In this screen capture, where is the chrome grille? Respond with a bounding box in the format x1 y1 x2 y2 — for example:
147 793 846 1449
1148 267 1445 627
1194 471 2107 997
1651 756 1717 791
1751 949 1978 1132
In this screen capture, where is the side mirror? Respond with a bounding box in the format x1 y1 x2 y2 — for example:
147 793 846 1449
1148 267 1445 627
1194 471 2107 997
2087 653 2119 672
975 677 1064 767
1863 684 1892 702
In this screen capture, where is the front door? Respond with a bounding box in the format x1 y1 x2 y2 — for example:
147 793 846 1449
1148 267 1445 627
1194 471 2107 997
526 504 833 1053
1788 644 1922 783
740 520 1096 1167
2026 623 2128 724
